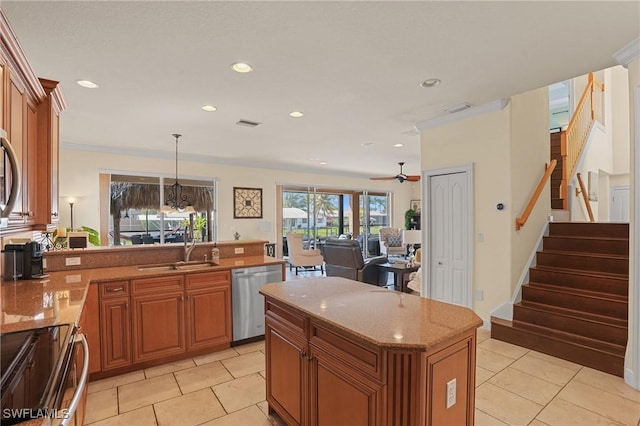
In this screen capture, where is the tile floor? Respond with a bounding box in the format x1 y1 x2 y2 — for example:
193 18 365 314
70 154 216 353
85 330 640 426
87 264 639 425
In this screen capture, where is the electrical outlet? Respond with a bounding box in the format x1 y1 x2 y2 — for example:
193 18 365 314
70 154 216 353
446 378 456 409
234 247 244 254
65 257 81 266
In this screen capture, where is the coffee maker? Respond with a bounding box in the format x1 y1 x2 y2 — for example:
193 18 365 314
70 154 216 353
2 241 45 280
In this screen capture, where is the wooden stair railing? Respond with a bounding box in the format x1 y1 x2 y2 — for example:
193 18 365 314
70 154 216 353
560 73 605 208
516 159 557 230
575 172 595 222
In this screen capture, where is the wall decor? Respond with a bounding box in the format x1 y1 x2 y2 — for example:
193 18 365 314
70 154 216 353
410 199 421 212
234 187 263 218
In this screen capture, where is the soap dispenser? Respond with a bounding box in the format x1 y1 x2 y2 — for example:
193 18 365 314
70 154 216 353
211 244 220 264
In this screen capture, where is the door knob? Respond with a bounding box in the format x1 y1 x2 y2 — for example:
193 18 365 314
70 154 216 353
438 262 443 265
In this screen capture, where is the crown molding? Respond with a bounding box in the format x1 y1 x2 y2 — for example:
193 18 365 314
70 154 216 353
415 98 510 132
613 37 640 68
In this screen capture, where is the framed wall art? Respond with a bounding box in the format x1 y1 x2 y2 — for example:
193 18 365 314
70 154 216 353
233 187 263 218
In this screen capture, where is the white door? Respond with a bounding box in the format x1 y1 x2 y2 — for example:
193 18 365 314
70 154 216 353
429 171 471 307
610 186 630 222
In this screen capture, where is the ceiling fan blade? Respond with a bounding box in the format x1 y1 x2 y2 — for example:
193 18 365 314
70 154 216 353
405 175 421 182
369 176 396 181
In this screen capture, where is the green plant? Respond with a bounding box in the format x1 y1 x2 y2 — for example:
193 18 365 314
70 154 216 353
180 216 206 231
404 209 417 230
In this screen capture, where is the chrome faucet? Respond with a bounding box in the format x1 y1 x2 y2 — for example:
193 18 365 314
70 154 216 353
183 224 197 262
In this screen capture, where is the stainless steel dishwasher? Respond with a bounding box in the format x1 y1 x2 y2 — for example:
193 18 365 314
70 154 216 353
232 264 283 342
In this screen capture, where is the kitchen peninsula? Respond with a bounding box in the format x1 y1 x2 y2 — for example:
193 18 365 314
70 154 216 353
260 278 483 426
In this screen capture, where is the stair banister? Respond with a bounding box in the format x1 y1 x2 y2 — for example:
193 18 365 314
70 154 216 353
516 159 557 230
575 172 595 222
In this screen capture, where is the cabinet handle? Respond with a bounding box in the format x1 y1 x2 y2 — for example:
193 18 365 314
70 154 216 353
307 354 313 361
300 351 306 359
106 287 124 293
52 212 59 217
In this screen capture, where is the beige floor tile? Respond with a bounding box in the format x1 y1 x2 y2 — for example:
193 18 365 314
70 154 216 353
475 382 543 425
259 370 266 379
474 408 508 425
477 328 491 344
84 387 118 424
476 366 494 387
573 367 640 403
88 370 146 394
479 338 529 360
526 350 582 372
557 380 640 425
536 398 623 426
87 406 157 426
510 354 577 386
213 373 266 413
118 373 181 413
257 400 269 417
234 340 265 354
476 347 515 373
174 360 234 394
222 351 265 378
144 358 196 379
154 388 226 426
193 348 240 366
529 420 551 426
489 367 561 405
201 405 271 425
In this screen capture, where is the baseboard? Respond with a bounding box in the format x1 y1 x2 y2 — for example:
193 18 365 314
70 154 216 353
625 367 640 390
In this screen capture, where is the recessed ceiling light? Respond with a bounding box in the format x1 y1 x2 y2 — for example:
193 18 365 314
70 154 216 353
77 80 98 89
393 143 404 148
202 105 217 112
361 142 374 147
319 161 327 166
232 62 253 73
289 111 304 118
420 78 441 88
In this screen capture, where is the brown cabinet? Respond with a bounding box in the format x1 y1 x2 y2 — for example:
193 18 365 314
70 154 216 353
83 284 101 374
185 271 232 351
100 281 132 370
262 280 481 426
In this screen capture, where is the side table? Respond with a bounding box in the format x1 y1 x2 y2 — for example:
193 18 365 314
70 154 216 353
377 262 420 292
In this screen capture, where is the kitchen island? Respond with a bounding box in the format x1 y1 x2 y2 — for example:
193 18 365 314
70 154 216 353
260 277 483 426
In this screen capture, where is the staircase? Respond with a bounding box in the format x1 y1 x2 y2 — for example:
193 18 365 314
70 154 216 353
491 222 629 377
550 131 564 209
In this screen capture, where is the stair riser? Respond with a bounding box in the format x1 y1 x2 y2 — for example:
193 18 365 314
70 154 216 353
536 252 628 275
551 199 564 209
543 236 629 256
513 305 627 346
549 223 629 239
491 321 624 377
529 268 628 296
523 286 627 319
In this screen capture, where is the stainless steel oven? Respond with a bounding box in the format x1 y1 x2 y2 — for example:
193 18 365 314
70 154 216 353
1 324 89 426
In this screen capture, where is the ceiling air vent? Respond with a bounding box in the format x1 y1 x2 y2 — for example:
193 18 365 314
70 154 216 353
236 119 262 128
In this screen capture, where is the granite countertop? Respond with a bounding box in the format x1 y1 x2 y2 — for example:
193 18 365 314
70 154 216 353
1 256 284 334
260 277 483 351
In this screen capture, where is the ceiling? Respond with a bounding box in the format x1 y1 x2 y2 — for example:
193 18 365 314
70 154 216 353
2 1 638 178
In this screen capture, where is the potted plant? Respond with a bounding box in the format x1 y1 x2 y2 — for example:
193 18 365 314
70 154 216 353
404 208 417 230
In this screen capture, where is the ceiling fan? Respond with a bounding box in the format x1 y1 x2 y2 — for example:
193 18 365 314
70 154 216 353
369 162 420 183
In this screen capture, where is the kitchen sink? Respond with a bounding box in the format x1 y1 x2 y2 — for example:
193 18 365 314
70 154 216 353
138 261 218 272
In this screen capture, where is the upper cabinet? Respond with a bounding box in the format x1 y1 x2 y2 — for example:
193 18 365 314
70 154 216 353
0 10 65 234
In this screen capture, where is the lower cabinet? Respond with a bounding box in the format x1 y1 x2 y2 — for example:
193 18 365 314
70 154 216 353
93 271 232 375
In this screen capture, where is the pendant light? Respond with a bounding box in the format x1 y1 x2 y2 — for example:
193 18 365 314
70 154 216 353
162 133 195 213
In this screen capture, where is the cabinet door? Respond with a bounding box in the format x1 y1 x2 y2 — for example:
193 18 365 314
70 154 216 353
6 71 26 225
132 291 185 363
265 317 307 426
310 346 383 426
185 286 231 351
100 298 132 370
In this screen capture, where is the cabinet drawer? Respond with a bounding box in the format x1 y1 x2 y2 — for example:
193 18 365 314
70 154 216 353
132 276 184 294
100 281 129 298
310 322 383 382
265 300 307 335
186 271 230 290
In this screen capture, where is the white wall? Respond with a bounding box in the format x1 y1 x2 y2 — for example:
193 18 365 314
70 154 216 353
58 148 415 243
611 66 631 175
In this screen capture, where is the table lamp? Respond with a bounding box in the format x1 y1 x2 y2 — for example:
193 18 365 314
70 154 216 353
402 230 421 266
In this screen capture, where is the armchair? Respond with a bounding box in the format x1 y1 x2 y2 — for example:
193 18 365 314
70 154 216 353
321 239 389 286
286 232 324 275
379 227 406 257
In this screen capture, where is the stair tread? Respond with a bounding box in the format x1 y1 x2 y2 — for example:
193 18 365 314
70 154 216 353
517 301 628 327
533 264 629 280
545 235 629 242
525 282 628 302
540 249 629 260
491 317 626 355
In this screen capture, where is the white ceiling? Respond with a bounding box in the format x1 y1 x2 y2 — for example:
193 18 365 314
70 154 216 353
2 1 638 178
